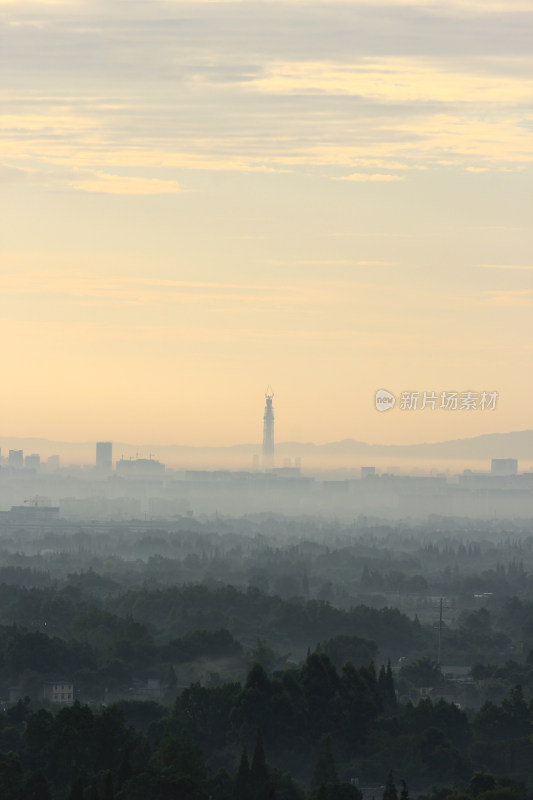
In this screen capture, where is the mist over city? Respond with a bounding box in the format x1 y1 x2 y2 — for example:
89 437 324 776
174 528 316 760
1 0 533 797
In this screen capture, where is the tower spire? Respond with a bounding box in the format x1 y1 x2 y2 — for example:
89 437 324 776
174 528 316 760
262 387 274 470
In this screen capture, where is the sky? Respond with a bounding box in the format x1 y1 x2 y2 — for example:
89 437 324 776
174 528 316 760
1 0 532 448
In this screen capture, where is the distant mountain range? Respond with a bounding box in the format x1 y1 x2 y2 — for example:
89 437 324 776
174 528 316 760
1 430 532 466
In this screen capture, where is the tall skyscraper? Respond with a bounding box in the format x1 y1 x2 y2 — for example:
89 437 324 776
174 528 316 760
96 441 113 472
262 388 274 470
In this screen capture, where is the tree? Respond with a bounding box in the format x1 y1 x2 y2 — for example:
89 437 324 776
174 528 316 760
68 777 84 800
0 753 24 800
24 772 52 800
234 747 251 800
102 771 114 800
250 729 270 800
469 773 496 797
400 657 443 688
118 746 133 787
378 661 397 716
312 736 338 791
383 771 398 800
163 664 178 701
247 640 281 672
178 731 206 784
321 635 378 671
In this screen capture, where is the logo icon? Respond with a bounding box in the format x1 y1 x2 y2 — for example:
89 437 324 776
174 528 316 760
375 389 396 412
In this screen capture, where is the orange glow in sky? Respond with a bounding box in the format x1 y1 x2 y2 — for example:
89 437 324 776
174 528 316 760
1 0 532 446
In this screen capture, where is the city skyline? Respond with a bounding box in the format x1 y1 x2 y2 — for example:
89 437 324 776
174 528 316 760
1 0 532 446
0 428 531 474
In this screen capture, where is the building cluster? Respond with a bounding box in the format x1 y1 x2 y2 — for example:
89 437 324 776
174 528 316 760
0 395 531 521
0 449 60 471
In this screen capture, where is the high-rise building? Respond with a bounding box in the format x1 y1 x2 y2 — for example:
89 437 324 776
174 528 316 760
9 450 23 469
262 388 275 470
48 455 60 471
25 453 41 470
491 458 518 476
96 441 113 472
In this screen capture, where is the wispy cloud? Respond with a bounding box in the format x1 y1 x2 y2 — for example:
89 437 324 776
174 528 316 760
333 173 405 182
265 259 394 266
0 271 267 297
480 264 533 270
0 271 318 310
72 171 183 195
483 289 533 306
250 59 533 104
158 0 533 10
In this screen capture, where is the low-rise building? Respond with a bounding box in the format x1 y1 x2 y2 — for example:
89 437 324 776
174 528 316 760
43 681 74 704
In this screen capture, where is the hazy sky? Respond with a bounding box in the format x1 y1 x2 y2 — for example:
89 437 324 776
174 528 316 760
1 0 532 447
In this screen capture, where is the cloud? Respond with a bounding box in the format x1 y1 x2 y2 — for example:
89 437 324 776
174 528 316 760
72 171 183 195
264 259 394 266
0 271 311 310
157 0 533 9
0 164 37 181
333 173 405 182
480 264 533 270
0 272 268 297
483 289 533 306
250 59 533 104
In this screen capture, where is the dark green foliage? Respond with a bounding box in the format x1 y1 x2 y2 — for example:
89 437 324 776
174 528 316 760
0 558 533 800
318 635 378 671
0 659 531 800
268 766 306 800
251 729 271 800
300 653 341 739
473 684 532 742
114 700 167 734
149 725 206 799
162 664 178 701
7 696 32 724
320 785 362 800
68 776 84 800
378 660 397 716
417 727 468 784
168 629 243 663
233 747 250 800
383 771 398 800
208 769 233 800
400 657 444 688
312 736 339 791
117 746 133 787
0 752 24 800
175 681 241 752
23 701 143 790
399 697 470 750
24 771 53 800
1 626 96 686
102 771 114 800
469 773 497 797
